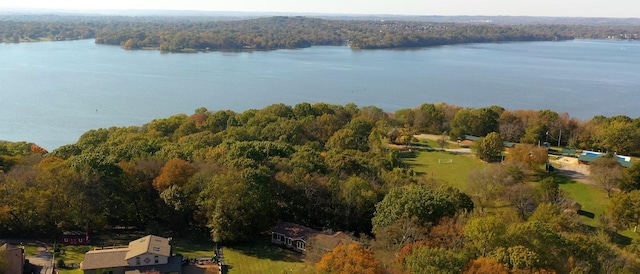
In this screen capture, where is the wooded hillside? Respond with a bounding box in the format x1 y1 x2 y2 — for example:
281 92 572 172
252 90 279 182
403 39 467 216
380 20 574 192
2 102 640 273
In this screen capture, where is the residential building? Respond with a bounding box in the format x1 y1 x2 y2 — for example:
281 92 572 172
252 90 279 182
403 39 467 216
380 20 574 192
271 221 353 253
80 235 181 274
0 243 25 274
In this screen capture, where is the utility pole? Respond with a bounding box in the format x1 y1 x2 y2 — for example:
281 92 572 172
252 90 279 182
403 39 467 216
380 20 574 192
558 129 562 148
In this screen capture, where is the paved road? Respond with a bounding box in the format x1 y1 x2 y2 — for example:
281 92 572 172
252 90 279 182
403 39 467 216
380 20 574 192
26 246 53 267
26 246 55 274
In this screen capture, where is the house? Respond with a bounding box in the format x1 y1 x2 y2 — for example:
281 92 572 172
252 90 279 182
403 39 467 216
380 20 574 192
0 243 25 274
272 221 320 252
271 221 354 253
80 235 182 274
61 231 90 245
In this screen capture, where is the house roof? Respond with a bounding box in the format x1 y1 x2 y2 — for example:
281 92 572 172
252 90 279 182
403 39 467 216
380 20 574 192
125 235 171 260
272 221 320 240
0 243 19 251
465 135 480 141
460 140 474 146
503 141 516 148
81 235 172 270
81 248 129 270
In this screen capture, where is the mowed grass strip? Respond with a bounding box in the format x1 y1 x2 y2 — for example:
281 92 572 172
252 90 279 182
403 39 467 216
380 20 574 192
223 239 307 274
58 269 83 274
402 150 485 191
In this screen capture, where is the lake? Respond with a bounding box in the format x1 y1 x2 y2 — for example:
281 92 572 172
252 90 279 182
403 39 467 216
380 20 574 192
1 39 639 150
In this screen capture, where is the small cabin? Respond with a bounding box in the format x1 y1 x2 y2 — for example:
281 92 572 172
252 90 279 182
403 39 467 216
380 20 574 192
61 231 90 245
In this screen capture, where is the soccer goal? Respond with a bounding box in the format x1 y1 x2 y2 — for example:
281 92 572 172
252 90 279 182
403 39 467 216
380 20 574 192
438 158 453 164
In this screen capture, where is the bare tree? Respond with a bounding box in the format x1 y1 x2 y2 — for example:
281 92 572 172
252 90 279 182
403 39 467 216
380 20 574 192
504 184 537 219
437 133 449 151
589 156 623 197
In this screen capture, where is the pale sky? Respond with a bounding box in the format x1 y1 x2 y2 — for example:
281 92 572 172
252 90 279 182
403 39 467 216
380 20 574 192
0 0 638 18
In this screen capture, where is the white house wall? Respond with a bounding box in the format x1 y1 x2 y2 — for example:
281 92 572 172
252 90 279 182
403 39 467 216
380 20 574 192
125 253 169 267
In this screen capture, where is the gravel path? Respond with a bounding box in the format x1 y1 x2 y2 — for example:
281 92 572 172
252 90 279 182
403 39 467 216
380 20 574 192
550 156 596 186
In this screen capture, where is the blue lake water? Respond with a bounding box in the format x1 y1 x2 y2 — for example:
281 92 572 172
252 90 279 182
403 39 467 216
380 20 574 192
1 39 639 150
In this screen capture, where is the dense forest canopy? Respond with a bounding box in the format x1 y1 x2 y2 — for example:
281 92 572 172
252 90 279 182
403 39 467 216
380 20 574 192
1 15 639 50
2 101 640 272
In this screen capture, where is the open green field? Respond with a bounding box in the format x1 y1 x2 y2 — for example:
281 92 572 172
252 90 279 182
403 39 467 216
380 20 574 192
223 238 308 274
401 150 486 191
401 149 639 240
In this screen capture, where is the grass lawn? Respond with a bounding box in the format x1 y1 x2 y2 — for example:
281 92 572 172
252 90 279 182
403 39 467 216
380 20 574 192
401 150 486 191
23 244 39 256
402 149 639 240
58 245 93 266
58 269 83 274
411 138 438 148
223 238 307 274
553 173 638 241
172 236 217 259
556 177 609 228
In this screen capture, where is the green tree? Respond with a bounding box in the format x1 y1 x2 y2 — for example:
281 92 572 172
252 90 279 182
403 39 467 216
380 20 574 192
474 132 503 161
595 119 639 154
404 246 467 274
464 215 507 256
372 185 472 249
372 185 470 232
604 190 640 232
200 167 276 242
414 103 444 133
506 221 567 269
621 162 640 192
490 245 540 270
536 177 561 204
338 176 378 233
529 203 580 232
449 108 475 139
326 128 359 151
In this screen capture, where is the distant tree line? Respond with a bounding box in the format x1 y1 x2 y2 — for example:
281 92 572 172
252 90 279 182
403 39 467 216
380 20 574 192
1 15 639 49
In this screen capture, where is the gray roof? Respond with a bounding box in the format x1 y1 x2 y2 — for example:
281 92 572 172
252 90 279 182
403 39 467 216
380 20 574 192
81 249 129 270
272 221 320 240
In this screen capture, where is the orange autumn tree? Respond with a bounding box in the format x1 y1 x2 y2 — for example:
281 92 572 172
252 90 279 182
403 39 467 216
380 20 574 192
316 243 380 274
152 158 196 192
464 258 509 274
30 144 48 154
